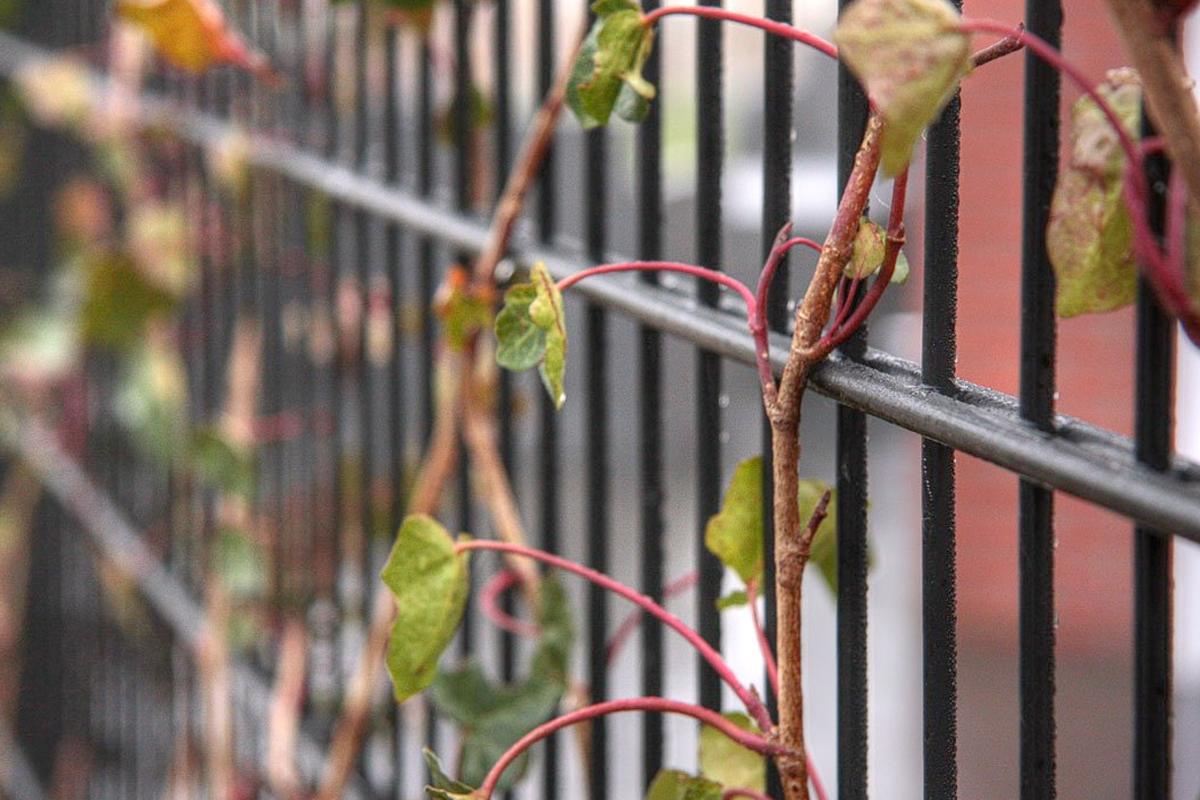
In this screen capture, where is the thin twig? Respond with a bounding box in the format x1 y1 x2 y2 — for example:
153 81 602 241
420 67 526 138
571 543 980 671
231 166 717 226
265 620 306 800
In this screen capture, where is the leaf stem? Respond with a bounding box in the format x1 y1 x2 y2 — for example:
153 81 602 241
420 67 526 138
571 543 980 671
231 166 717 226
753 227 823 406
478 697 790 799
641 6 839 60
455 540 774 731
479 569 540 638
557 261 758 319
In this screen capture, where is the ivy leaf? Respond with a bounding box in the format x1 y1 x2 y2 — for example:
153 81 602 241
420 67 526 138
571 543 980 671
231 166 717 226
189 426 257 502
431 664 562 790
116 0 271 77
844 218 910 285
424 749 478 800
799 479 840 595
429 576 573 790
115 339 189 462
1047 68 1141 317
213 527 267 600
495 284 544 370
382 515 470 703
698 712 765 794
567 0 656 128
644 769 723 800
715 590 748 611
79 252 177 352
705 460 855 597
435 266 493 351
494 263 568 409
835 0 971 176
704 456 764 586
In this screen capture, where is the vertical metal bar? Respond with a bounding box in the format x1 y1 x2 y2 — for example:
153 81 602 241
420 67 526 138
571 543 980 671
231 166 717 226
1018 2 1062 798
835 2 871 796
638 0 664 785
695 0 724 716
921 13 961 798
534 4 561 795
354 0 373 624
1134 116 1174 800
584 4 610 792
761 0 792 794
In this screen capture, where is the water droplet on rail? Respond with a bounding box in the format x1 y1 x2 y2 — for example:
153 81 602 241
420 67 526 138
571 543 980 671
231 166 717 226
718 393 730 409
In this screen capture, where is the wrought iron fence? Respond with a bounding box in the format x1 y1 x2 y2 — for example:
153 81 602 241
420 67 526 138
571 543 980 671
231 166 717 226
0 0 1197 799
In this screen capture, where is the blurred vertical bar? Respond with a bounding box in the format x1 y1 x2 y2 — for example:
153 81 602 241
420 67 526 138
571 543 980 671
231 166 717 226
583 2 611 796
637 0 664 786
1134 114 1173 800
535 2 561 795
1018 2 1062 798
353 0 373 627
695 0 724 716
835 0 871 796
761 0 792 792
921 1 961 796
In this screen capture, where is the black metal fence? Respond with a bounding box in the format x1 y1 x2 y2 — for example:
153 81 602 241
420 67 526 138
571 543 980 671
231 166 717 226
1 0 1198 799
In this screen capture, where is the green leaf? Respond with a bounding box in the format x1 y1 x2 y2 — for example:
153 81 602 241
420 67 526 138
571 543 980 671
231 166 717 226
189 427 257 502
715 590 748 611
1047 68 1141 317
495 284 545 371
115 339 189 462
698 712 765 794
845 218 909 285
213 527 267 599
566 0 656 128
429 575 574 791
423 749 478 800
431 663 562 790
704 456 764 586
436 267 493 351
382 515 470 703
798 479 840 595
79 252 177 352
705 460 856 597
0 308 80 383
644 769 723 800
835 0 971 176
529 575 575 684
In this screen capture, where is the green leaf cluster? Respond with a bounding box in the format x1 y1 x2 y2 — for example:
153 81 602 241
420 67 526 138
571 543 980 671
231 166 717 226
1047 68 1141 317
835 0 971 176
567 0 656 128
429 577 574 790
494 262 567 409
382 515 470 703
704 456 849 602
640 713 764 800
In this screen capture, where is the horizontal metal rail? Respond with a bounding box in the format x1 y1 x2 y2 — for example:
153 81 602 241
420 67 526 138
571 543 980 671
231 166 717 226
2 31 1197 541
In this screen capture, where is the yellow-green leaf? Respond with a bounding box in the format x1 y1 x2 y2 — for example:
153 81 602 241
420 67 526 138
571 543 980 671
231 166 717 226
116 0 270 77
704 456 763 586
1047 68 1141 317
495 284 545 370
698 713 765 794
567 0 656 128
835 0 971 176
644 770 723 800
423 749 478 800
382 515 469 703
79 252 177 352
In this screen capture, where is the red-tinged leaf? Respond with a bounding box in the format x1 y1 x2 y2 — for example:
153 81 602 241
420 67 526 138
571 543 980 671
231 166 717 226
116 0 273 80
1047 68 1142 317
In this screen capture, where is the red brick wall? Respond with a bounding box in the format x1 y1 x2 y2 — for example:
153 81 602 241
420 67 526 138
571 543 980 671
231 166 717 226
954 0 1136 655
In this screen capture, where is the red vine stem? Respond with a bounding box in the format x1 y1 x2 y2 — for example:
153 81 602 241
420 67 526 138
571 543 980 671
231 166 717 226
479 569 539 638
745 579 779 696
557 261 758 317
606 571 699 663
455 540 774 731
478 697 789 798
753 227 824 405
641 6 839 60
